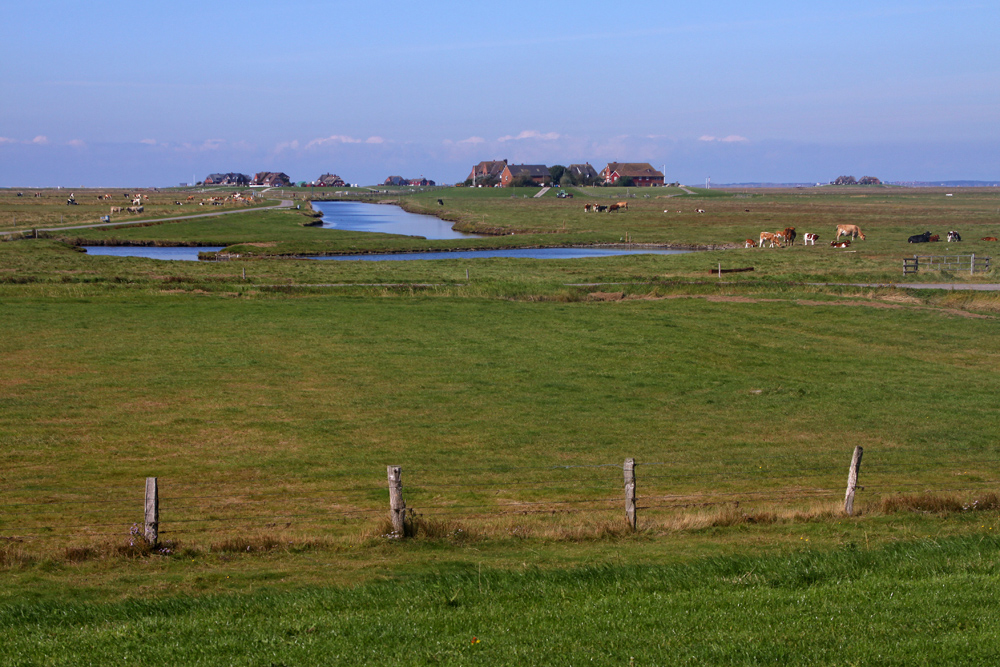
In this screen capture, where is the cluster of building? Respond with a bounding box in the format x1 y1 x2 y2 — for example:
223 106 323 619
201 172 347 187
383 176 436 187
467 160 666 187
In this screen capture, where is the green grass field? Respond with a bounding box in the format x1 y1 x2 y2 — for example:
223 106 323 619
2 186 1000 662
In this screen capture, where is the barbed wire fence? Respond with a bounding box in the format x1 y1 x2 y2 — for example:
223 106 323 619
2 447 998 553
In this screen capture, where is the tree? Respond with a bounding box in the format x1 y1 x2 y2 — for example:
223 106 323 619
559 172 574 187
616 176 635 187
549 165 566 185
858 176 882 185
834 175 857 185
512 172 539 188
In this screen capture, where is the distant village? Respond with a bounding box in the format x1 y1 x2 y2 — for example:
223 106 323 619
198 160 675 189
465 161 675 188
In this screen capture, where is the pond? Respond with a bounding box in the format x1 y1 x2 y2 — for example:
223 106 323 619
82 246 691 262
82 246 224 261
311 200 481 239
312 247 691 261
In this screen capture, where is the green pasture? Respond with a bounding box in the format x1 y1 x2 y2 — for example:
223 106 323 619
2 290 999 546
3 535 1000 665
19 185 999 286
0 187 277 231
2 186 1000 662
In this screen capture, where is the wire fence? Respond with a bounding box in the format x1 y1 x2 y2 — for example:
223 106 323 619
2 448 998 550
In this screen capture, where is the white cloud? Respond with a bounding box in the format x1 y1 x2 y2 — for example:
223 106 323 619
365 136 385 144
275 139 301 152
0 137 16 144
497 130 562 142
31 135 49 145
140 139 157 145
699 135 749 143
67 139 86 148
458 136 485 145
305 135 363 149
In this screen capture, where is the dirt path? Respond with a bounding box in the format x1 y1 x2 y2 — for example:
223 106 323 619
0 200 294 237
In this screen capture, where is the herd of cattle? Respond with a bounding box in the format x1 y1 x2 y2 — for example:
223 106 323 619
583 201 629 213
745 224 865 248
746 224 999 248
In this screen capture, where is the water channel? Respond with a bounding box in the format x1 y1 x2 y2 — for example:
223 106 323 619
82 201 692 261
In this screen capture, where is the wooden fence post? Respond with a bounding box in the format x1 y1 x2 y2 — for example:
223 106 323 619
971 253 976 276
624 458 637 531
144 477 159 545
387 465 408 537
843 447 863 516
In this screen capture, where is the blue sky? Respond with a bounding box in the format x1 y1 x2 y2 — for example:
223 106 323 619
2 1 998 186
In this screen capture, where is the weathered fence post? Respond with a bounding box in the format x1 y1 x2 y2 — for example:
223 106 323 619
387 465 408 537
971 253 976 276
144 477 159 545
624 458 637 531
843 447 863 516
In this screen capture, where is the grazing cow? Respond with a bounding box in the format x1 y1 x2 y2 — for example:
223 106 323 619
947 231 962 242
16 192 23 197
437 199 444 205
928 234 940 242
696 208 705 214
609 203 621 212
782 227 797 245
830 240 851 248
615 201 629 210
759 231 780 248
596 205 608 213
186 195 195 201
110 206 122 214
126 205 144 214
744 208 751 212
982 237 998 242
583 204 595 212
66 198 77 205
803 232 819 245
744 239 756 248
836 224 866 240
908 231 932 243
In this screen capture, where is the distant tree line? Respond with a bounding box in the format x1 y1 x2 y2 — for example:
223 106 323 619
834 175 882 185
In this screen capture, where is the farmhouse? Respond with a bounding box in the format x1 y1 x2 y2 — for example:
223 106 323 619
468 160 508 185
500 164 551 187
315 174 346 187
252 172 292 187
566 163 599 185
203 173 250 186
408 177 435 187
600 162 664 187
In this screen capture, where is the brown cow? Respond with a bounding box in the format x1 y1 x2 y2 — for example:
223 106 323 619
744 239 756 248
615 201 628 210
782 227 797 245
609 203 621 212
759 232 780 248
982 237 998 241
928 234 940 242
836 224 866 240
831 240 851 248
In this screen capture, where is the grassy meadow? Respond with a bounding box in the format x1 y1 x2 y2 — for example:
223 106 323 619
0 186 279 231
2 185 1000 662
